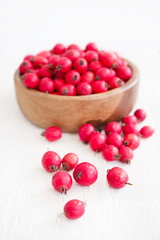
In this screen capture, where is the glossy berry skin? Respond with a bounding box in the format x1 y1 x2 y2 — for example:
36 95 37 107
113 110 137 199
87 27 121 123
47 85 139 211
39 64 53 78
59 84 76 96
107 133 123 149
118 146 133 164
65 49 81 61
65 70 81 85
85 42 98 52
19 60 33 74
134 109 146 122
84 50 98 63
24 55 34 62
92 80 108 93
52 171 72 194
116 66 132 80
108 77 125 89
37 50 52 59
68 44 81 51
95 67 116 81
33 56 48 68
64 199 85 220
89 61 103 72
107 167 129 189
55 57 72 73
73 58 88 74
81 71 94 84
77 82 92 95
43 126 62 142
123 124 140 136
62 153 79 171
140 126 154 138
73 162 98 186
52 43 66 54
89 132 106 152
48 55 60 68
54 78 65 91
79 123 95 143
102 145 119 161
105 122 122 135
42 151 61 172
23 73 39 88
38 77 55 93
99 51 118 68
123 134 140 150
122 115 138 126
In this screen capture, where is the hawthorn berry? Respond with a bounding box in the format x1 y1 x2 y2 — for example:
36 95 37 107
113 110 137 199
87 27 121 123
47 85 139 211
38 77 55 93
42 151 61 172
107 167 131 189
42 126 62 142
23 72 39 88
79 123 95 143
106 133 123 149
52 171 72 194
134 109 146 122
64 199 85 220
89 132 106 152
92 80 108 93
105 122 122 135
102 145 119 161
59 84 76 96
140 126 154 138
118 146 133 164
19 60 33 74
73 58 88 74
62 153 79 171
65 70 81 85
77 82 92 95
123 134 140 150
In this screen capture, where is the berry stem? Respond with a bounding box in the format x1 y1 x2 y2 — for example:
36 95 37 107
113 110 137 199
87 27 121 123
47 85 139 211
125 182 133 186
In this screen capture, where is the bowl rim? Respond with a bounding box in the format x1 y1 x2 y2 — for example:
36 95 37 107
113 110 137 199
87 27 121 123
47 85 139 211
14 59 139 101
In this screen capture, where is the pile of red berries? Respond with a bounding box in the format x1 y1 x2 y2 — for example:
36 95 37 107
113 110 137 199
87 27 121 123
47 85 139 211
41 108 154 220
19 43 132 95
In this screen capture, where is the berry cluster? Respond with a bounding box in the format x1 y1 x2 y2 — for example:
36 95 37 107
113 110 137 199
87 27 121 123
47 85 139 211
19 43 132 95
41 108 154 220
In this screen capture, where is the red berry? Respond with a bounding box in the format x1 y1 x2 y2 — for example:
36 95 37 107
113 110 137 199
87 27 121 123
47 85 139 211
64 199 85 220
42 126 62 142
37 50 52 59
73 162 98 186
84 50 98 63
123 134 140 150
107 133 123 149
59 84 76 96
65 70 81 85
65 49 81 61
122 115 138 126
134 109 146 122
85 42 98 52
52 171 72 194
99 51 118 68
55 57 72 73
52 92 60 95
102 145 119 161
95 67 116 81
48 55 60 68
89 61 103 72
54 71 64 79
19 60 33 74
105 122 122 135
123 124 140 136
52 43 65 54
62 153 79 171
38 77 55 93
116 66 132 80
33 56 48 68
54 78 65 91
118 146 133 164
79 123 95 143
23 72 39 88
24 55 34 62
92 80 108 93
42 151 61 172
68 44 81 51
35 68 40 77
77 82 92 95
89 132 106 152
140 126 154 138
73 58 88 73
39 64 53 78
107 167 131 189
81 71 94 84
108 77 125 89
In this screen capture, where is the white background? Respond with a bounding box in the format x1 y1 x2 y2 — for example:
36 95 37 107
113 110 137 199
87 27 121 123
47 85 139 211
0 0 160 239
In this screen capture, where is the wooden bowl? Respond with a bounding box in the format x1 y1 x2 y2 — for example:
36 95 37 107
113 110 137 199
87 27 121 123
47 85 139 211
14 60 139 133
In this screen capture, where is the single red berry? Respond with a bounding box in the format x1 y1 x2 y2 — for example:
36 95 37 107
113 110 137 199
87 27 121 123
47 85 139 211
123 134 140 150
123 124 140 136
81 71 94 84
42 126 62 142
89 132 106 152
95 67 116 81
52 171 72 194
38 77 55 93
108 77 125 89
23 55 34 62
65 70 81 85
33 56 48 68
59 84 76 96
52 43 66 54
89 61 103 72
23 72 39 88
55 57 72 73
102 145 119 161
37 50 52 59
73 58 88 74
65 49 81 61
48 55 60 68
105 122 122 135
122 115 138 126
85 42 98 52
54 78 65 91
116 66 132 80
107 132 123 149
99 51 118 68
84 50 98 63
79 123 95 143
42 151 61 172
118 146 133 164
68 44 81 51
77 82 92 95
140 126 154 138
73 162 98 186
92 80 108 93
62 153 79 171
19 60 33 74
39 64 53 78
64 199 85 220
107 167 131 189
134 109 146 122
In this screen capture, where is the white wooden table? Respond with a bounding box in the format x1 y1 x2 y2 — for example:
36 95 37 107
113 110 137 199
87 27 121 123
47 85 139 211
0 0 160 239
